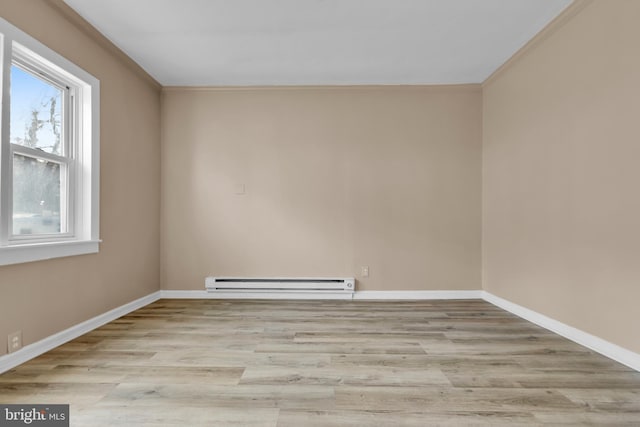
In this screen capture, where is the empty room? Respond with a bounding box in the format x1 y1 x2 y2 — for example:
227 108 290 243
1 0 639 425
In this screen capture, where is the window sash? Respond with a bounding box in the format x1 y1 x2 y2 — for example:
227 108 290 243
6 49 77 243
11 58 73 158
9 145 73 241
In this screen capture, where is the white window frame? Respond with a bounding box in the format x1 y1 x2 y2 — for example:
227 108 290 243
0 18 100 266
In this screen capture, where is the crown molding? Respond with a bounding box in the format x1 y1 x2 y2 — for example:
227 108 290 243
162 84 482 92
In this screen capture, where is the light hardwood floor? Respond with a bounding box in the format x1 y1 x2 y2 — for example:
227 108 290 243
1 299 639 426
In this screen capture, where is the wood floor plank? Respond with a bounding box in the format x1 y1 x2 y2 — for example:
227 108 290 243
276 409 538 426
101 383 336 410
292 331 447 343
0 382 116 405
533 411 640 425
73 406 279 427
240 365 450 386
6 365 245 385
334 385 580 413
329 353 460 369
0 299 638 426
255 342 426 354
148 349 331 369
557 388 640 412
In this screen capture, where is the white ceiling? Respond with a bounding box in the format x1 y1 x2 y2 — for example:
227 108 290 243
63 0 571 86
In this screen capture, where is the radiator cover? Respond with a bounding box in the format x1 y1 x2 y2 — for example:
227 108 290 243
205 277 355 299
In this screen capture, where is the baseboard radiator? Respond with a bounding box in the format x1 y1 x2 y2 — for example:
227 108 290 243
205 277 355 299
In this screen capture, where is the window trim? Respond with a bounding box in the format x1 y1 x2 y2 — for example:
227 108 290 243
0 17 100 266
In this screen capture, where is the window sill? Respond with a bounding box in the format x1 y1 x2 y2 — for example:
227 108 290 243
0 239 101 266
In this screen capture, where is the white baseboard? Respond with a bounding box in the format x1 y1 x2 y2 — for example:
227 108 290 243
482 291 640 372
161 289 483 300
353 290 484 300
0 291 161 374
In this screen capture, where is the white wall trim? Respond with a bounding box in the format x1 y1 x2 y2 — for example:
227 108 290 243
0 240 101 267
161 289 483 300
353 290 484 300
0 291 160 374
482 291 640 372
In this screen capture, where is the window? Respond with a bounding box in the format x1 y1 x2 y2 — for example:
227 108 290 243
0 18 100 265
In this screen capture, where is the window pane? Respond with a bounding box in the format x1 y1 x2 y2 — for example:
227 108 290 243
10 65 63 155
13 154 63 236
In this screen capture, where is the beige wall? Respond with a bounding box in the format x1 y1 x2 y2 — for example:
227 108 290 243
6 0 635 364
0 1 161 356
483 0 640 353
161 86 482 291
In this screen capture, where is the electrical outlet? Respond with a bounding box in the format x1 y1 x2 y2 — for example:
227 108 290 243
361 266 369 278
8 330 22 353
